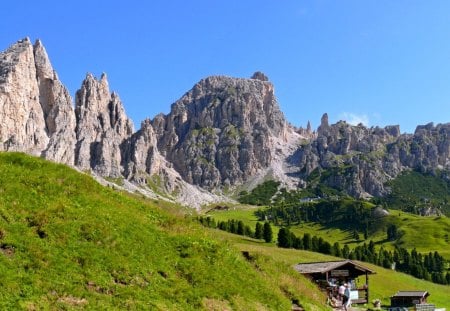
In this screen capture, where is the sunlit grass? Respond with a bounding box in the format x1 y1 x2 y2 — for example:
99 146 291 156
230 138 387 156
0 152 320 310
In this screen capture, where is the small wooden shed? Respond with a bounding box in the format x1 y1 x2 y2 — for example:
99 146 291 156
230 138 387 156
390 291 430 307
294 259 375 304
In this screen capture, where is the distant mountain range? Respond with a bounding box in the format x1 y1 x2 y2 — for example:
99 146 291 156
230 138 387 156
1 38 449 208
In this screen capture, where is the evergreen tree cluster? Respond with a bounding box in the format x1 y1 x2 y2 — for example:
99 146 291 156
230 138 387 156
256 196 380 233
197 216 449 286
381 170 450 216
197 216 273 243
275 228 450 286
238 180 280 205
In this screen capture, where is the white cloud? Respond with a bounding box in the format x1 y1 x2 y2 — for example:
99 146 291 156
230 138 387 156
338 112 369 126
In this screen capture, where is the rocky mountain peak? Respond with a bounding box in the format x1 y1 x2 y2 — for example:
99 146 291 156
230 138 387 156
317 113 329 135
33 39 54 80
74 72 134 176
0 38 49 154
251 71 269 81
1 37 449 208
297 117 450 198
152 74 289 188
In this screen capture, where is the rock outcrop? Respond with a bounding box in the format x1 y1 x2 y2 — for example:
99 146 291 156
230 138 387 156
0 39 301 207
0 38 76 163
152 74 289 189
34 40 77 164
74 73 133 177
296 115 450 198
1 38 449 207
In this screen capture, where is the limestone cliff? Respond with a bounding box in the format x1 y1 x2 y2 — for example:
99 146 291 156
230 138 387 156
152 74 289 189
0 38 75 163
1 38 449 208
74 73 134 177
297 115 450 198
34 40 76 164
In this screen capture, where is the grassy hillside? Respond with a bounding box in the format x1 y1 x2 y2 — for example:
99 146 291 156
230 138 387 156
0 152 328 310
382 170 450 216
383 210 450 259
208 203 450 261
209 230 450 308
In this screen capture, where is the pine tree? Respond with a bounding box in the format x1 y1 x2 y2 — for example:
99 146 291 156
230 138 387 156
244 225 253 237
292 234 304 249
387 224 398 241
237 220 245 235
263 222 273 243
311 236 319 252
303 233 312 250
254 222 263 239
332 242 341 257
319 241 332 255
277 227 292 248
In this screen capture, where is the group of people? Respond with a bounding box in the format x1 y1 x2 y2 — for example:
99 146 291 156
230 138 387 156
337 282 351 310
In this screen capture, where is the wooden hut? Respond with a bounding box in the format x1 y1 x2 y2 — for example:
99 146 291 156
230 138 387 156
294 259 375 304
390 291 430 308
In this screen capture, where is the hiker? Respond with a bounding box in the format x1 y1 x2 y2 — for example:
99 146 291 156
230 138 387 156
343 283 351 310
338 282 345 303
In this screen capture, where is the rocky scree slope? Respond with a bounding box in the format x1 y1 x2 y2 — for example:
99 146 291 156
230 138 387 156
0 39 305 207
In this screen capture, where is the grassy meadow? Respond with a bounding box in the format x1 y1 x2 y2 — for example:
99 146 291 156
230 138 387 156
209 229 450 308
207 205 450 261
0 152 330 310
0 152 448 310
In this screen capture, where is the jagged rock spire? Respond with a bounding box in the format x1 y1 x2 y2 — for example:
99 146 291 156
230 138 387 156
0 37 76 162
75 73 134 176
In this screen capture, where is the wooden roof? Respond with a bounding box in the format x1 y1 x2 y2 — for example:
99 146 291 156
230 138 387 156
392 291 429 298
294 259 375 274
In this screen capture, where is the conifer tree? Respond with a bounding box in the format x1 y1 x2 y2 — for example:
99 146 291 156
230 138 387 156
237 220 245 235
254 222 263 239
277 227 292 248
263 222 273 243
303 233 312 250
332 242 341 257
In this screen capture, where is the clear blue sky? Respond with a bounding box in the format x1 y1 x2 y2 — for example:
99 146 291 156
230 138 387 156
1 1 450 133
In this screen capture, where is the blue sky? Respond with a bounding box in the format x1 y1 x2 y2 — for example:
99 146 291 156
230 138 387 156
1 1 450 133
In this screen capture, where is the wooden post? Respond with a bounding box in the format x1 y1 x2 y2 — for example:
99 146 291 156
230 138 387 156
365 271 369 303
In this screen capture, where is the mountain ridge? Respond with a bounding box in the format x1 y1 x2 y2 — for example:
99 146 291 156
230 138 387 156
1 38 449 208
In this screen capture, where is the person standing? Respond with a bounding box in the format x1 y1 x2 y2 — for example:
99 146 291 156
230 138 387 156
343 283 351 311
338 283 345 303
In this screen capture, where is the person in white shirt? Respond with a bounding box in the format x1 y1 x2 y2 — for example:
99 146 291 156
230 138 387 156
338 283 345 303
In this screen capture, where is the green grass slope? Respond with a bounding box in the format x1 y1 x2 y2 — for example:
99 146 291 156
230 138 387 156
382 210 450 259
208 204 450 261
383 170 450 216
0 153 327 310
211 232 450 308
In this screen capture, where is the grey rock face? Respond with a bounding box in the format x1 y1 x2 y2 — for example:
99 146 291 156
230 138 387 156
0 38 48 154
297 120 450 198
1 38 449 207
1 39 295 205
0 38 76 163
75 73 134 177
123 119 162 179
152 73 287 188
33 40 77 164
